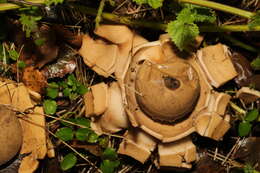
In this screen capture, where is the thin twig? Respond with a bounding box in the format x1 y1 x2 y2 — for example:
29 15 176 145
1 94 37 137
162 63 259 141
207 150 243 168
221 137 240 165
42 113 127 140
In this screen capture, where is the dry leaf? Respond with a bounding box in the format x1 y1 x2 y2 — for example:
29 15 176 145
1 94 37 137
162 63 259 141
19 107 47 173
22 66 47 94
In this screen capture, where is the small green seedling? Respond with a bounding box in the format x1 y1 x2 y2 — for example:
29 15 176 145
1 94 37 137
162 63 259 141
56 117 99 143
60 153 77 171
251 57 260 70
133 0 163 9
100 148 120 173
43 74 88 114
55 117 111 170
55 127 74 141
19 14 42 38
243 164 260 173
8 50 19 61
238 109 259 137
43 99 57 115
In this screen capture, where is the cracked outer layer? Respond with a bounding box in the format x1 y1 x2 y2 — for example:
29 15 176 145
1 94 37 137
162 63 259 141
80 26 236 168
124 41 231 143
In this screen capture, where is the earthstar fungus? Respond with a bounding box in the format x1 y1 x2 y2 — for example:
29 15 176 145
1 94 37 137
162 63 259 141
80 25 238 168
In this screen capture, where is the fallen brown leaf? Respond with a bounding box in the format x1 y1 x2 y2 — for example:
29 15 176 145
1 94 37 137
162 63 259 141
22 66 47 94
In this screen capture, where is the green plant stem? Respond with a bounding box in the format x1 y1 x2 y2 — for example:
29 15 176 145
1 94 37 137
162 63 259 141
95 0 106 29
229 101 246 115
177 0 254 18
74 5 260 32
0 0 45 11
0 3 20 11
75 5 167 30
199 24 260 32
219 34 259 53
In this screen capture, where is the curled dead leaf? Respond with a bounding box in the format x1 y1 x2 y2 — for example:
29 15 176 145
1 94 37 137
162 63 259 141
231 52 253 87
22 66 47 94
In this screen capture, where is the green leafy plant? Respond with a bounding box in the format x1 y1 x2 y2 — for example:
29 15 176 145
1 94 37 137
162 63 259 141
167 4 216 50
251 57 260 70
19 14 42 38
238 109 259 137
8 50 19 61
100 148 120 173
34 38 46 46
248 11 260 29
55 127 74 141
46 87 59 99
60 153 77 171
17 61 26 69
243 164 260 173
45 0 64 6
43 99 57 115
56 117 99 143
74 117 91 128
59 74 88 100
55 116 110 170
133 0 163 9
75 128 91 141
43 74 88 114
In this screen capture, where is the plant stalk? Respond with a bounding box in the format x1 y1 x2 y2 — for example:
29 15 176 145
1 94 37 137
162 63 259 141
95 0 106 29
229 101 246 115
200 24 260 32
0 0 45 11
0 3 20 11
75 5 260 32
219 34 259 53
177 0 255 18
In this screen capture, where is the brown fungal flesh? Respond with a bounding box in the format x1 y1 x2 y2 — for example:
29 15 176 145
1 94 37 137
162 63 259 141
0 105 23 165
135 59 200 122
